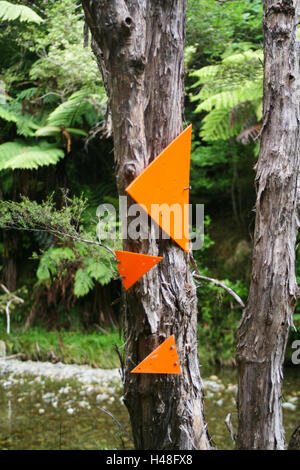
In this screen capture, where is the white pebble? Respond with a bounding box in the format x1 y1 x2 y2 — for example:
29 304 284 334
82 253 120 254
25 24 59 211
282 402 296 411
96 393 109 402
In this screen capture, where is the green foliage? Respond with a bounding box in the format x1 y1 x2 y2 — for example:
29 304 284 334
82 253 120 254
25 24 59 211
0 193 117 297
186 0 263 62
0 326 123 368
74 268 94 297
85 260 113 286
36 126 87 137
0 1 43 24
0 0 106 173
0 193 88 237
45 89 105 128
191 139 232 192
4 0 297 367
36 246 75 282
193 218 248 365
190 49 263 142
197 278 247 365
28 0 103 94
0 140 64 170
0 103 39 137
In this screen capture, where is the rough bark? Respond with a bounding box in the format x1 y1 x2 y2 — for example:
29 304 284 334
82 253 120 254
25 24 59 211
288 424 300 450
2 230 18 292
82 0 210 450
236 0 300 450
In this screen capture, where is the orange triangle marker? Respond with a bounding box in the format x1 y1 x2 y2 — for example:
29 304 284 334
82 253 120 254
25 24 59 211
126 125 192 252
115 250 163 290
131 335 182 374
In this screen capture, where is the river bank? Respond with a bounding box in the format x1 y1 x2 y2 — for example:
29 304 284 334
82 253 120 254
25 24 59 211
0 358 120 385
0 327 123 369
0 359 299 449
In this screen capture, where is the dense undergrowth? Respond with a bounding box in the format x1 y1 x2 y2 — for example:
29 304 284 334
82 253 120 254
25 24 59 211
0 0 299 367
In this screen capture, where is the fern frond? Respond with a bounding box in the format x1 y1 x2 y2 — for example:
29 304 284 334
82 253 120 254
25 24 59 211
47 90 94 128
190 51 262 89
222 49 263 66
37 247 75 281
190 65 219 85
200 109 236 141
0 1 43 23
16 87 39 101
0 104 39 137
195 80 261 113
86 260 113 286
0 141 64 170
36 126 87 137
74 269 94 297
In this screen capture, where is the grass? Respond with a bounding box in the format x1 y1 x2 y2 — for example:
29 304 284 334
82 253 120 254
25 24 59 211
0 325 123 369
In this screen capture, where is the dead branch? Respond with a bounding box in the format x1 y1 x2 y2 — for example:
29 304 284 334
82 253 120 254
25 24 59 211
190 255 245 309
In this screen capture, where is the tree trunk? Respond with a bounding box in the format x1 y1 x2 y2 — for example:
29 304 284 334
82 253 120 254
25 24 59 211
82 0 210 450
2 230 18 292
288 424 300 450
236 0 300 450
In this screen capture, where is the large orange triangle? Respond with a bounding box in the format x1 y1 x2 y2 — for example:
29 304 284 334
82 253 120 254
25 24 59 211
115 250 163 290
126 125 192 252
131 335 182 374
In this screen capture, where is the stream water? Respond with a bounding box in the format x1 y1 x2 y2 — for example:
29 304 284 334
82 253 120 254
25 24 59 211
0 363 299 450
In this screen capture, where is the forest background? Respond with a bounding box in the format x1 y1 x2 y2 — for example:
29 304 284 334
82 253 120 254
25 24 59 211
0 0 299 369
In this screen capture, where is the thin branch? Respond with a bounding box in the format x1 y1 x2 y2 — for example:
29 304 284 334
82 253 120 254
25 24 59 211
0 353 23 360
225 413 236 441
99 407 133 443
190 255 245 309
1 224 115 257
0 284 23 303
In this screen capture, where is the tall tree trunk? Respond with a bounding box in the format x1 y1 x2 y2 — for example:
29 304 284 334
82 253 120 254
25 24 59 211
236 0 300 450
82 0 210 450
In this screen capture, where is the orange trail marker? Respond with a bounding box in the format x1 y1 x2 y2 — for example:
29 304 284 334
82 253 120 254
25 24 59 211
115 250 163 290
126 125 192 252
131 335 182 374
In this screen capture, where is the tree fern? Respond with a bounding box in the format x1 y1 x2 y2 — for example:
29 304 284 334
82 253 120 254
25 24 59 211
46 90 99 128
0 1 43 23
194 81 261 113
191 50 263 90
0 141 64 170
15 87 39 101
0 104 39 137
200 108 237 141
190 48 263 142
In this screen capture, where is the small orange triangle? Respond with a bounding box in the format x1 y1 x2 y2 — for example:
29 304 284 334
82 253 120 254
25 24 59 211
126 125 192 252
115 250 163 290
131 335 182 374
